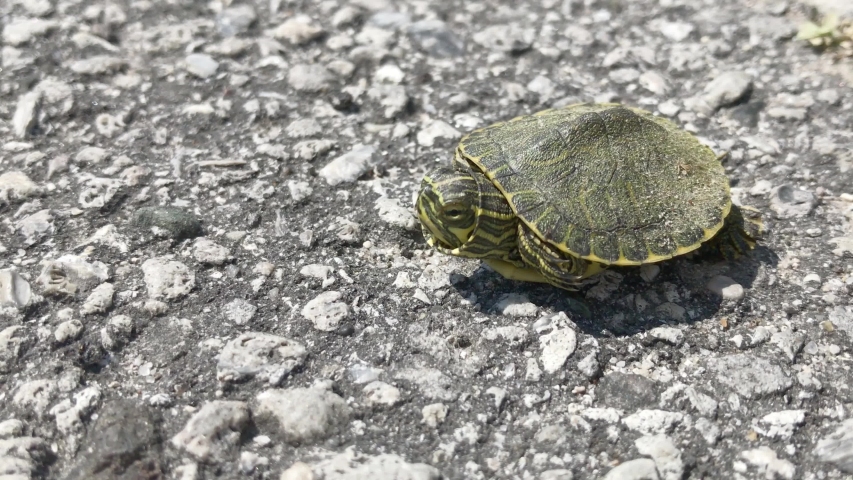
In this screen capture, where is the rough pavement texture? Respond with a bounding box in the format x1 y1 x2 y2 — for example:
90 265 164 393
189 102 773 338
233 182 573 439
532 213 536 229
0 0 852 479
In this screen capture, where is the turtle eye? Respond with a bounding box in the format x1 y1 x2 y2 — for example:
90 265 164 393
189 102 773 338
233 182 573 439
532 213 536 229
443 204 467 219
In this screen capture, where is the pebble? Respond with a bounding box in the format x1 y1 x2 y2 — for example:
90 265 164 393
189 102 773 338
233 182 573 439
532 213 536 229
38 254 110 295
223 298 257 325
171 401 250 461
132 206 203 240
302 291 350 331
254 386 351 444
53 320 83 344
814 418 853 473
770 185 816 218
635 434 684 480
639 71 670 96
649 326 684 346
416 120 461 147
802 273 821 287
749 179 773 196
81 282 114 315
367 85 409 118
754 410 806 440
2 18 58 46
375 196 417 231
394 367 456 401
422 403 449 428
602 458 659 480
706 275 745 301
363 381 402 406
597 373 660 410
622 410 684 435
141 257 195 300
494 293 538 317
701 71 753 110
287 64 334 92
374 64 405 84
0 269 32 308
16 208 54 247
406 20 465 58
318 145 376 185
310 451 442 479
708 354 792 399
13 90 40 138
184 53 219 79
0 171 39 202
539 328 577 374
659 21 694 41
609 68 640 84
739 447 796 480
193 237 231 265
655 302 686 321
12 379 57 416
68 55 126 75
100 314 133 351
217 332 306 385
0 436 50 479
286 118 322 138
288 180 313 202
217 4 256 37
471 24 534 53
273 16 324 45
577 352 600 379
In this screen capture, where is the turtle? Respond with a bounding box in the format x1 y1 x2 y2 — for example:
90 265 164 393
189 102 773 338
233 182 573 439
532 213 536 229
415 103 763 291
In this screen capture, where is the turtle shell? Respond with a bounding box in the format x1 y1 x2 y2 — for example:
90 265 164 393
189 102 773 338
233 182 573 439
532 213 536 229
456 103 731 265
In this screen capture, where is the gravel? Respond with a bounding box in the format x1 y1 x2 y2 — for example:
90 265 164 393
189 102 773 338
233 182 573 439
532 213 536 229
0 0 851 478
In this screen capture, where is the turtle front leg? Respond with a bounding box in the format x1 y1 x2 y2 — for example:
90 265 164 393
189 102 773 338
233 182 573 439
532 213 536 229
516 224 605 291
702 204 764 259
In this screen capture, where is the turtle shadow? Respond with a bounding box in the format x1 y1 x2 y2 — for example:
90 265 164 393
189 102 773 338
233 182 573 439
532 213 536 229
449 245 778 338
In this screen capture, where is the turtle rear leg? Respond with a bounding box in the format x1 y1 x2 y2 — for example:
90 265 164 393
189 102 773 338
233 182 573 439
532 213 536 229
703 204 764 260
516 224 605 291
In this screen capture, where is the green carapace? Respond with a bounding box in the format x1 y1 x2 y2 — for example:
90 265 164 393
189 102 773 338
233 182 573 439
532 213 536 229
416 103 763 291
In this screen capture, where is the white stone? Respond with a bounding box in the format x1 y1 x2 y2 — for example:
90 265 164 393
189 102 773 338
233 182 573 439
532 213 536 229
539 328 577 374
255 387 350 444
193 238 231 265
494 293 537 317
417 120 461 147
635 434 683 480
81 282 114 315
603 458 659 480
375 196 417 231
363 381 401 406
740 446 796 479
302 291 349 331
319 145 376 186
171 401 250 461
141 257 194 300
0 269 32 308
217 332 306 385
422 403 448 428
706 275 744 301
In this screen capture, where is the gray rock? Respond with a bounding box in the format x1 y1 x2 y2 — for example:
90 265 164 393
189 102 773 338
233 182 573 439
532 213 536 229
494 293 538 317
367 84 410 118
255 387 350 444
13 90 40 138
814 418 853 473
132 206 203 239
363 381 402 406
319 145 376 186
273 16 324 45
75 146 110 164
310 451 442 480
286 118 323 138
375 196 417 231
100 314 134 351
770 185 816 218
828 306 853 337
223 298 257 325
577 352 600 378
395 367 457 401
0 326 33 373
68 55 126 75
702 72 753 110
635 434 683 480
0 171 39 203
0 269 32 308
740 447 796 479
288 64 334 92
184 53 219 79
2 18 58 46
54 319 83 344
81 282 114 315
217 332 306 385
649 327 684 346
193 237 231 265
0 436 50 480
12 379 57 417
597 373 660 410
141 257 195 300
706 275 745 301
622 410 684 435
406 20 465 57
539 328 577 374
16 209 54 246
38 254 110 295
708 354 792 399
472 24 534 53
416 120 461 147
754 410 806 440
602 458 660 480
217 4 256 37
171 401 249 461
302 291 350 331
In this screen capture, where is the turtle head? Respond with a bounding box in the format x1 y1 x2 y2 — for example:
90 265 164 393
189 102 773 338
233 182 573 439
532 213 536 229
417 167 479 250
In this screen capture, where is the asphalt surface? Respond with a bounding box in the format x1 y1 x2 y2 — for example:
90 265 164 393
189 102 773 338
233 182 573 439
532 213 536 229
0 0 852 479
